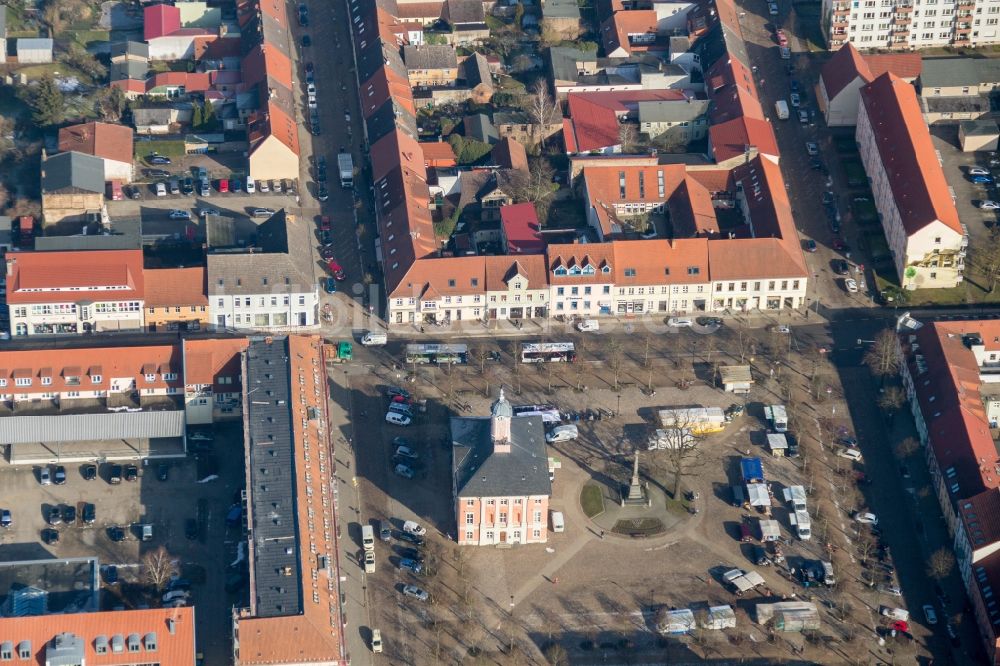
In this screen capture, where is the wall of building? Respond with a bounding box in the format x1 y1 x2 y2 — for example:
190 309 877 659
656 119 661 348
457 494 550 546
248 138 299 181
210 291 318 330
146 304 210 330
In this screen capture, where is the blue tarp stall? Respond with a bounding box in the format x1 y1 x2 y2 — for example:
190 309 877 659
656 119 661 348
741 456 764 484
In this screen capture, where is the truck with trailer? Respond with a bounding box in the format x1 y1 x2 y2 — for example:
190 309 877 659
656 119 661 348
764 404 788 432
338 152 354 188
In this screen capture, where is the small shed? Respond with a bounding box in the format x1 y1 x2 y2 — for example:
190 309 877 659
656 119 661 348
960 120 999 153
703 605 737 630
719 365 753 393
766 433 788 457
740 456 764 484
746 483 771 508
758 518 781 541
17 38 53 64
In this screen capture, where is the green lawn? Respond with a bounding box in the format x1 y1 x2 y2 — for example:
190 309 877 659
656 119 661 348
69 29 110 47
873 271 1000 306
611 517 666 536
134 139 187 160
580 483 605 518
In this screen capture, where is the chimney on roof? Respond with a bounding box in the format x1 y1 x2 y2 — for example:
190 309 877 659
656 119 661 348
167 619 176 635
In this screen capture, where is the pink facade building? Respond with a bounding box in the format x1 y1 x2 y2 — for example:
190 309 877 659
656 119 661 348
452 389 552 546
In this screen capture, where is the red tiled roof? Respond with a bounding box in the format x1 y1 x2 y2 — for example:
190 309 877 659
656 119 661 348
144 3 181 40
0 344 183 394
547 244 617 284
601 10 658 56
863 53 922 81
0 607 195 665
361 66 414 119
491 137 528 172
419 140 457 167
860 73 962 236
821 42 872 101
709 116 779 162
485 255 548 290
6 250 145 305
247 101 300 158
58 122 134 166
500 203 545 254
143 267 208 307
182 337 248 391
566 91 686 154
908 322 1000 498
960 488 1000 554
612 238 710 284
395 1 444 19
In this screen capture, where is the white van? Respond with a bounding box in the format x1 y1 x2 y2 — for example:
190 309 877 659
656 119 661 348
576 319 599 332
155 182 167 197
545 425 579 443
385 411 411 426
371 629 383 653
550 511 565 533
361 524 375 551
361 330 387 346
245 177 256 194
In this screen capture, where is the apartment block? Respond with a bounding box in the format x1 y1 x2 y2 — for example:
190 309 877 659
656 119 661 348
823 0 995 51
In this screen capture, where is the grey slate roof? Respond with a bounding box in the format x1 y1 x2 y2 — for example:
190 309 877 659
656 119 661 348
403 44 459 71
109 41 150 60
110 59 149 81
244 337 303 618
446 0 485 24
549 46 598 82
0 216 10 248
366 99 418 145
669 36 691 56
543 0 581 20
452 415 552 498
924 95 990 113
17 38 53 52
493 110 531 126
1 411 184 445
961 119 999 136
42 151 105 195
207 210 316 295
463 113 498 143
920 57 1000 90
638 99 710 123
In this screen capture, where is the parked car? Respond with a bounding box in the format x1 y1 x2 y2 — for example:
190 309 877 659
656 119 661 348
386 412 412 427
923 604 938 625
42 528 59 545
199 179 210 197
395 445 419 460
54 465 66 485
109 465 122 484
969 167 991 176
805 141 819 156
1 509 11 528
198 207 220 218
324 277 337 294
545 425 579 443
775 29 788 46
394 463 415 479
182 177 194 195
790 93 801 107
63 504 76 524
397 531 424 546
302 34 311 47
803 239 817 252
245 177 256 194
148 154 171 165
980 200 1000 210
832 259 850 275
768 1 778 14
39 467 51 485
251 208 276 218
667 317 693 327
168 209 191 220
47 506 61 525
403 521 427 536
387 386 412 400
145 168 170 178
156 182 167 197
399 558 423 574
854 511 878 525
82 503 95 524
402 584 429 601
844 278 859 293
798 109 809 123
124 465 138 482
259 179 270 193
971 174 994 184
108 526 126 542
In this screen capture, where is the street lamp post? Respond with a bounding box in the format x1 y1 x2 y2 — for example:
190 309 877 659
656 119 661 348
509 595 515 653
617 393 622 419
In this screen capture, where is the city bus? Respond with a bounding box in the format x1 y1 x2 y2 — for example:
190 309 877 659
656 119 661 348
405 343 469 365
520 342 577 363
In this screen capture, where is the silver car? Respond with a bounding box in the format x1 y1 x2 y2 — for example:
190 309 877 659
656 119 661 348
402 585 429 601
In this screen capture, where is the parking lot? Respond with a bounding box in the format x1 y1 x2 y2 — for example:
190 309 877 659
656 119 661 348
0 422 247 665
931 124 997 241
337 326 927 663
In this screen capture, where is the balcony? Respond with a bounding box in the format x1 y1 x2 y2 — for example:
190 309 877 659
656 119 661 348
957 0 975 9
893 16 911 25
956 24 973 32
894 4 913 12
832 14 848 24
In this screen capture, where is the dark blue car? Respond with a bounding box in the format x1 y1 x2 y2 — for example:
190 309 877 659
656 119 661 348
399 558 423 574
971 174 994 184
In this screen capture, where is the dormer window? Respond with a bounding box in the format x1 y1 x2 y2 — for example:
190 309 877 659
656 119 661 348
568 266 582 276
554 267 567 276
601 266 611 274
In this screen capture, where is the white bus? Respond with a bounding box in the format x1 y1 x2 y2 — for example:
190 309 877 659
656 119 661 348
520 342 577 363
405 343 468 365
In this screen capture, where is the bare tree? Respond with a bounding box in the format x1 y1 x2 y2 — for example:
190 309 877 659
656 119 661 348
650 415 706 498
142 546 179 593
927 547 956 581
878 386 906 414
897 436 920 459
521 81 561 146
863 328 900 383
543 644 569 666
607 338 625 391
972 228 1000 292
472 344 493 375
619 121 639 153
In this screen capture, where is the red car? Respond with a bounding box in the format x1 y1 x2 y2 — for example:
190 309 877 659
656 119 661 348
218 179 229 193
891 620 909 633
319 215 331 232
326 259 346 280
776 29 788 46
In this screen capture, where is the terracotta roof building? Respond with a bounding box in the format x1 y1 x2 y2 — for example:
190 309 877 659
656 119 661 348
144 266 209 331
818 43 922 126
857 73 967 289
0 607 196 665
500 203 545 255
182 337 248 424
6 249 146 336
233 336 345 665
58 122 135 183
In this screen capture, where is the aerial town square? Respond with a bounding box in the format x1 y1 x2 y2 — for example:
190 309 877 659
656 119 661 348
5 0 1000 663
